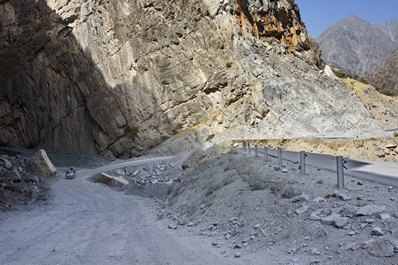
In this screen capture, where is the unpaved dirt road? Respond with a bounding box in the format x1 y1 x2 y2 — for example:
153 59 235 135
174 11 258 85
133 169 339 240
0 157 241 265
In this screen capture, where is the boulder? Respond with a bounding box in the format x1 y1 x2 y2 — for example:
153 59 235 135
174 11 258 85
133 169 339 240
28 149 57 177
91 173 129 189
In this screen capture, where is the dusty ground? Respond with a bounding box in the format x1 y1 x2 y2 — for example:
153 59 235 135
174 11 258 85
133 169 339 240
0 155 243 265
1 147 398 265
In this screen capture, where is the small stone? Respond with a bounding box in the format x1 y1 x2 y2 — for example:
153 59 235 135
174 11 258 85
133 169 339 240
321 214 340 225
291 194 309 203
200 204 206 209
356 205 386 216
333 191 351 201
357 180 364 185
313 197 326 203
234 252 241 258
282 168 289 173
254 224 261 229
310 210 321 221
295 205 308 215
187 222 194 227
0 158 12 170
379 213 391 220
212 242 221 248
388 186 393 191
168 223 177 230
8 172 22 183
367 238 395 257
385 143 397 149
357 195 363 200
242 237 250 243
365 218 375 223
348 231 356 236
233 244 242 249
318 228 328 238
371 227 383 236
273 166 281 171
334 217 349 228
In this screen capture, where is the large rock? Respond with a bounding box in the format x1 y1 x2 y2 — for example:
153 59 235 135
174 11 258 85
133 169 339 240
91 173 129 189
28 149 57 177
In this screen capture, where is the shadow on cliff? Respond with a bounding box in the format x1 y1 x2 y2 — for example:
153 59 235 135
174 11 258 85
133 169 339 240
0 0 173 158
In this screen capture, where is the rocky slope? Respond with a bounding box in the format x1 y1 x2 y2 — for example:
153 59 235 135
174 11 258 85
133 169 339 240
0 1 382 157
319 15 398 77
366 49 398 96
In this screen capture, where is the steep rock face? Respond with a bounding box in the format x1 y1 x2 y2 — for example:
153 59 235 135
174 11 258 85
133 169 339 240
366 49 398 96
319 15 398 77
0 0 382 157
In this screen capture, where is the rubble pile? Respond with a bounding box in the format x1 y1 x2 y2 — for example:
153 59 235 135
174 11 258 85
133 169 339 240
155 150 398 264
0 150 54 209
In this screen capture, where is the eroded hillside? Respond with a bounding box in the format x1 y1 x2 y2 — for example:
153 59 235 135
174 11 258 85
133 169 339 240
0 0 383 157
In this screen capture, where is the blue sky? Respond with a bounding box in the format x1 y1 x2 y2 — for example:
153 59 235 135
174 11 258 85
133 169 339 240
295 0 398 37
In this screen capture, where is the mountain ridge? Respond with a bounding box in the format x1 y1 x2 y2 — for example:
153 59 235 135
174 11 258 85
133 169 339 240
319 15 398 77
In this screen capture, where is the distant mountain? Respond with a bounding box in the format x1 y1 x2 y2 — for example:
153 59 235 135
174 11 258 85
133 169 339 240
318 15 398 77
366 48 398 96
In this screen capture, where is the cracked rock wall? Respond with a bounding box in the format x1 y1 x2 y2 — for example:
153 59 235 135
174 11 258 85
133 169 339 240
0 0 382 157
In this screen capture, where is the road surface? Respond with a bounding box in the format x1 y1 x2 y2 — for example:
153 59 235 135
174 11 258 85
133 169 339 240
0 156 241 265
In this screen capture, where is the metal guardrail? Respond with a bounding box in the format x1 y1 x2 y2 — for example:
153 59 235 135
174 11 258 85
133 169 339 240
239 141 398 190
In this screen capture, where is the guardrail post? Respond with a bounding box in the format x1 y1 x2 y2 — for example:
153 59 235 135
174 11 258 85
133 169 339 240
300 151 306 175
336 156 345 190
255 145 258 157
264 147 269 162
278 148 283 168
248 143 251 154
243 141 247 152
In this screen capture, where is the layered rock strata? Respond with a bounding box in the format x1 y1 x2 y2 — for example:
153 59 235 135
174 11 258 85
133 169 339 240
0 0 382 157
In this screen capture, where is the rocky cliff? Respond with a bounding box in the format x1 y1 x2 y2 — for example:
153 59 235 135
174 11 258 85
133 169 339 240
0 0 382 157
319 15 398 77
